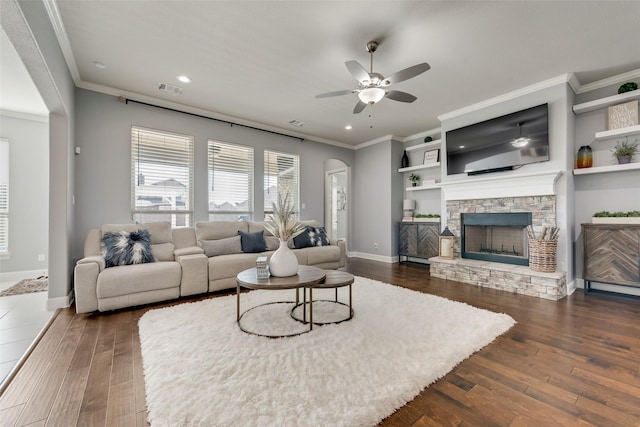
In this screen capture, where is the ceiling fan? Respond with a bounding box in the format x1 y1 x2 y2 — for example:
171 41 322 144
316 41 430 114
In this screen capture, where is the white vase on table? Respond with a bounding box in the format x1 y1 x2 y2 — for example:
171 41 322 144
269 239 299 277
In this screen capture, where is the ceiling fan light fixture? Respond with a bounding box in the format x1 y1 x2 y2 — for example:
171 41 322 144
358 87 385 104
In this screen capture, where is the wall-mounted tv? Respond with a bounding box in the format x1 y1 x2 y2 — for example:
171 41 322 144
446 103 549 176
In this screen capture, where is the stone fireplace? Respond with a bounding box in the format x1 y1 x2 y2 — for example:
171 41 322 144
429 170 567 300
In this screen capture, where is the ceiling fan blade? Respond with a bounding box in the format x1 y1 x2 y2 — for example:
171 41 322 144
345 60 371 85
353 101 367 114
381 63 430 86
385 90 417 103
315 89 355 98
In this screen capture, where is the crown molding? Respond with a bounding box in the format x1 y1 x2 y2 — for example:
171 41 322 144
575 68 640 94
44 0 80 84
438 74 573 122
353 134 396 150
0 109 49 123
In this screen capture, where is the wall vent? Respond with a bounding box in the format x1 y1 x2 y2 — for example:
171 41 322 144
288 119 304 127
158 82 183 95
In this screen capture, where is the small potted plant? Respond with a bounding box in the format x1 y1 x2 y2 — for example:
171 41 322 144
611 137 638 164
592 210 640 224
409 173 421 187
414 213 441 223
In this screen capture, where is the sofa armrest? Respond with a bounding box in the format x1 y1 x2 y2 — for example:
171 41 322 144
174 246 205 258
74 256 105 313
76 255 106 272
330 238 347 268
177 253 208 296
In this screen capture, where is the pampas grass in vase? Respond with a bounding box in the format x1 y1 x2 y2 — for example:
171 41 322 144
265 192 305 277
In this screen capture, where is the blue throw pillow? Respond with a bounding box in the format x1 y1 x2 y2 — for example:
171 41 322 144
238 230 267 253
102 229 155 268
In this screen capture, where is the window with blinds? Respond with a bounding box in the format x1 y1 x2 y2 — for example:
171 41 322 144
264 150 300 218
208 140 254 221
131 127 194 226
0 138 9 254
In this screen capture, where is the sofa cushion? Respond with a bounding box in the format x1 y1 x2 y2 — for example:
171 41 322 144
195 221 249 240
293 226 330 249
238 230 267 253
208 253 268 280
97 261 180 298
102 229 155 268
304 245 341 265
201 236 242 257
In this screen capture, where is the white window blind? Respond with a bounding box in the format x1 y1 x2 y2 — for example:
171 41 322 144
131 127 194 226
208 140 254 221
264 150 300 218
0 138 9 254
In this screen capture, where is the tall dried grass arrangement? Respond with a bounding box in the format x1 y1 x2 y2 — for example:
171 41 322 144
264 192 305 241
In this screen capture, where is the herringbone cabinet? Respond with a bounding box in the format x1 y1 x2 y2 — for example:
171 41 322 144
582 223 640 289
398 222 440 262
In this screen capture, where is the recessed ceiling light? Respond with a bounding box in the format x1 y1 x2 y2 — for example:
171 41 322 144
459 145 465 149
345 125 352 130
177 75 192 83
93 61 106 69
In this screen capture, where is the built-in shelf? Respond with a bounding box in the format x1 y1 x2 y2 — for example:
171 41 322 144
398 162 441 173
594 125 640 141
573 161 640 175
573 90 640 114
406 184 440 191
405 139 441 152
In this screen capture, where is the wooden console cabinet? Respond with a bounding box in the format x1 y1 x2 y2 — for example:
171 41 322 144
582 223 640 290
398 221 440 263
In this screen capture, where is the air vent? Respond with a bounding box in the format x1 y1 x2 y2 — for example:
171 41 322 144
158 82 183 96
288 119 304 127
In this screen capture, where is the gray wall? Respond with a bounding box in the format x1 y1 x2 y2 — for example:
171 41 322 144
0 114 48 273
352 138 402 259
3 0 76 306
73 89 355 262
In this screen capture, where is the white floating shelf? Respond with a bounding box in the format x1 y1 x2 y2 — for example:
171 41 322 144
406 184 440 191
594 125 640 141
573 161 640 175
405 139 442 152
398 162 441 173
573 90 640 114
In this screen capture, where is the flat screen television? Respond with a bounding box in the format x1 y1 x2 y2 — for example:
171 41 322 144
446 103 549 175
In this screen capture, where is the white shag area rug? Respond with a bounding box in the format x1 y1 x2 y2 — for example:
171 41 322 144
138 276 515 427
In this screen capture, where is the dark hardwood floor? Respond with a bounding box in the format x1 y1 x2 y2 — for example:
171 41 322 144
1 258 639 426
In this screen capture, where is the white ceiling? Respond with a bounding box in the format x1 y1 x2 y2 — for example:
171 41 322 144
18 1 640 146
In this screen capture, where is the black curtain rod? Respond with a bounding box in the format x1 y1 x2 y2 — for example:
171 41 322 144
120 97 305 142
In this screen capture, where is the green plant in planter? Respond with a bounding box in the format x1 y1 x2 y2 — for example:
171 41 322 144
611 137 639 161
593 210 640 217
415 214 441 218
409 173 421 185
618 82 638 94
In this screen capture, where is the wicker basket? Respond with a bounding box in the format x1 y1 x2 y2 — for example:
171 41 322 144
528 239 557 273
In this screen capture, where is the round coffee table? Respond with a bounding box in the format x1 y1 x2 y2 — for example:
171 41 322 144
236 265 326 338
290 270 354 325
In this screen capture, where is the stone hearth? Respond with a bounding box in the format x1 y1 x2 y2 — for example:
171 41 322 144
429 257 567 300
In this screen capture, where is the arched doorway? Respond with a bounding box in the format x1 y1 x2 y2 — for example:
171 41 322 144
324 159 349 247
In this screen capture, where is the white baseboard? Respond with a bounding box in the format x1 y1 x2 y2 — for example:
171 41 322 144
347 251 397 264
47 290 73 311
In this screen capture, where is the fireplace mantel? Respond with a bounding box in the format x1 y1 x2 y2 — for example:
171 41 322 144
438 170 563 201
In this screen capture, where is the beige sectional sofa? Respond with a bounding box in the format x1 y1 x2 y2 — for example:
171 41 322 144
74 220 345 313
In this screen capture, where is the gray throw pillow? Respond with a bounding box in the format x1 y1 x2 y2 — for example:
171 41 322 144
200 236 242 257
238 230 267 253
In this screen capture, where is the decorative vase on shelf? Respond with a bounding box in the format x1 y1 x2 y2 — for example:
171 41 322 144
401 150 409 168
576 145 592 168
617 156 632 164
269 239 298 277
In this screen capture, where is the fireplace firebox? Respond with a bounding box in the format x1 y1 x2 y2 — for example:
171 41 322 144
461 212 532 266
